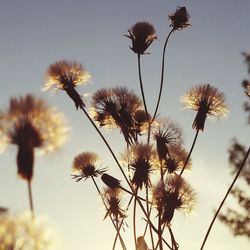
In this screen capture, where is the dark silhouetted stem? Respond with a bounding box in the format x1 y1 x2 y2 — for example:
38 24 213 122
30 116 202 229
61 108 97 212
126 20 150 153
180 130 199 176
137 54 149 121
200 146 250 250
28 181 34 218
168 227 178 250
91 176 127 250
152 28 174 121
133 189 138 249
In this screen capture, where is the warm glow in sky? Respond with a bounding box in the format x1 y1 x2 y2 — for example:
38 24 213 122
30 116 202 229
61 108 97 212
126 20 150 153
0 1 249 250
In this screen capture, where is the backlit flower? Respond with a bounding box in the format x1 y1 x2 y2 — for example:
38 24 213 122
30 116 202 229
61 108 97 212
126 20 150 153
152 175 195 224
1 94 68 181
103 188 126 224
181 84 228 131
72 152 106 181
169 6 191 30
152 118 183 162
44 60 91 109
165 144 191 173
92 87 143 145
124 143 159 189
101 173 121 190
125 22 157 54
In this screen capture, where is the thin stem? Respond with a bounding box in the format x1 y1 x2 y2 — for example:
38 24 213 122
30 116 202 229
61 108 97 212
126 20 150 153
152 28 175 121
27 181 34 218
133 189 138 249
180 130 199 176
91 176 126 250
137 54 149 120
200 146 250 250
168 227 178 250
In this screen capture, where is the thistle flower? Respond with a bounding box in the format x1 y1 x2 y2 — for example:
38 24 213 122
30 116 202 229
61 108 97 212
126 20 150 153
152 175 195 224
181 84 228 131
242 80 250 98
44 60 91 109
124 143 158 189
103 188 126 224
169 6 191 30
165 144 191 173
152 118 183 162
92 87 143 145
1 94 68 181
125 22 157 54
72 152 106 181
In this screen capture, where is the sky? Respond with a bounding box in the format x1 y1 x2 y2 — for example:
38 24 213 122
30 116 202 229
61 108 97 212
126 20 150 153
0 0 250 249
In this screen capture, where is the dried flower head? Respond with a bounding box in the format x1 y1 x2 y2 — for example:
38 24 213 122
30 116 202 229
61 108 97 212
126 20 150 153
44 60 91 109
92 87 143 145
124 143 158 189
103 188 126 224
1 94 68 181
136 236 149 250
152 118 183 162
181 84 228 131
125 22 157 54
165 144 191 173
169 6 191 30
72 152 106 181
152 175 195 224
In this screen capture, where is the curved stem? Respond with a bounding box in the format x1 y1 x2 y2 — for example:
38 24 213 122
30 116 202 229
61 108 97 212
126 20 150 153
152 28 174 121
200 146 250 250
137 54 149 120
180 130 199 176
91 176 127 250
27 181 34 218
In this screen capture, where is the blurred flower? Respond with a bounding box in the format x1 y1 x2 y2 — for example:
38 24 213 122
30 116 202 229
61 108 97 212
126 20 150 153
169 6 191 30
103 188 126 224
101 173 121 190
92 87 144 145
181 84 228 131
1 94 68 181
152 175 195 224
165 144 191 173
124 143 159 189
242 80 250 98
44 60 91 109
0 211 60 250
125 22 157 54
72 152 106 181
152 118 183 162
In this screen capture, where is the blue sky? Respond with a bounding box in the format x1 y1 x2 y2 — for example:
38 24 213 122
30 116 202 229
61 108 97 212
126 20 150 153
0 0 249 249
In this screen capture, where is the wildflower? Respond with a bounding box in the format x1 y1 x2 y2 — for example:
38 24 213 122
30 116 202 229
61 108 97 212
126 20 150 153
165 144 191 173
169 6 191 30
136 236 149 250
71 152 106 181
92 87 143 145
152 175 195 224
103 188 126 224
181 84 228 131
0 211 60 250
125 22 157 54
124 143 158 189
1 94 68 181
44 60 91 109
152 118 183 162
242 80 250 97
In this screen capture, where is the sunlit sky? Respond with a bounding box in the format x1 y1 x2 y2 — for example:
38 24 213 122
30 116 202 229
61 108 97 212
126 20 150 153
0 0 250 249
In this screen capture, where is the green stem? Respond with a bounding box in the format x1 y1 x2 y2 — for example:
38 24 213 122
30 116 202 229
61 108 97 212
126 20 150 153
180 130 199 176
200 146 250 250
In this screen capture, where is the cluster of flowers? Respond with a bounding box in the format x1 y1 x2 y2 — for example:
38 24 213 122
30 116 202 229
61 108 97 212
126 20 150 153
41 6 228 250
